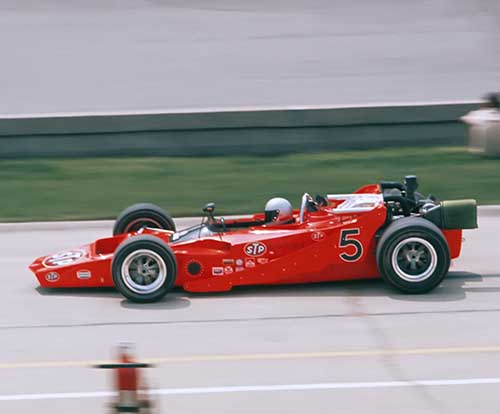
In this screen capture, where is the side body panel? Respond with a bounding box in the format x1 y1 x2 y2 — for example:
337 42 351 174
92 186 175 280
178 205 387 292
29 206 388 291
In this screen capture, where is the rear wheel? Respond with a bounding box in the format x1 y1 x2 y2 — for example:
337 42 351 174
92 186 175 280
112 235 177 302
113 203 176 235
376 217 450 293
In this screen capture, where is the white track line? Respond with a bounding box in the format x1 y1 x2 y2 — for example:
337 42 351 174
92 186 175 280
2 377 500 401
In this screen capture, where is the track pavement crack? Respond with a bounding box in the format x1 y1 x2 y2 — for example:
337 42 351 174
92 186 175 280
343 292 447 414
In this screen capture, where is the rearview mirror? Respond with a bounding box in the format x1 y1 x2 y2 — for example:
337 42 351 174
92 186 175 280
202 202 215 214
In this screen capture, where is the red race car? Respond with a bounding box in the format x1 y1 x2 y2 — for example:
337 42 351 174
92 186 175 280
30 176 477 303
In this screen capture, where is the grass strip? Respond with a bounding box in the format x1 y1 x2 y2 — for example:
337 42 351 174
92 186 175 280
1 146 499 222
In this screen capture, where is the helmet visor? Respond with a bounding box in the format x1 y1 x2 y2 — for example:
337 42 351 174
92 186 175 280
265 209 280 223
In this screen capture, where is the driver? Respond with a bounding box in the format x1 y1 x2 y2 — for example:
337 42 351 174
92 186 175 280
264 197 294 225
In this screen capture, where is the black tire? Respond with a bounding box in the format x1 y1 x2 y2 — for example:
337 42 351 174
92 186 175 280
112 235 177 303
376 217 450 293
113 203 176 235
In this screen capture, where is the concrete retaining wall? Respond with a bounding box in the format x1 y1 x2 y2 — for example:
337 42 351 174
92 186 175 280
0 102 480 158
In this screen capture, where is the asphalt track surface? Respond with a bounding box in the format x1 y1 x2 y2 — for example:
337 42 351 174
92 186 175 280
1 0 500 115
0 207 499 413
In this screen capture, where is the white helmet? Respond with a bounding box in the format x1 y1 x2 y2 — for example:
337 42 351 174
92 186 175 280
264 197 293 224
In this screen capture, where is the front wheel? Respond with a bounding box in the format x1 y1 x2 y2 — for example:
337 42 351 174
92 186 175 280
112 235 177 303
113 203 176 235
376 217 450 293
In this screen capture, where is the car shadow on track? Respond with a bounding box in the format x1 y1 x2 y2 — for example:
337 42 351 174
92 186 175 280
120 297 190 310
35 286 120 299
183 272 500 303
35 272 500 305
35 286 191 310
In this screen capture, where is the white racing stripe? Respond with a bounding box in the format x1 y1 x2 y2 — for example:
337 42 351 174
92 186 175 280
2 377 500 401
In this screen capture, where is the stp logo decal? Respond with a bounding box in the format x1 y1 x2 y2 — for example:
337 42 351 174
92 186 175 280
311 231 325 241
43 250 85 267
45 272 60 282
244 242 267 257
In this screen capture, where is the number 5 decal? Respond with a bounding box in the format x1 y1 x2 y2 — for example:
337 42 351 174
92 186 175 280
339 229 363 262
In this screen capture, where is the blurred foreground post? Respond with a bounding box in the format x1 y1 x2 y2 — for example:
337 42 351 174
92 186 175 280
95 343 155 413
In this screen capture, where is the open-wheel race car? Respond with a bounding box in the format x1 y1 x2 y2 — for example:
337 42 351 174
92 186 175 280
30 176 477 303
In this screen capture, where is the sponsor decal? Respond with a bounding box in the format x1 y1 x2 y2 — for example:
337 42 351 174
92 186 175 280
45 272 60 282
244 242 267 257
224 266 234 275
245 258 255 268
77 270 91 279
311 231 326 242
235 258 244 266
223 259 235 265
257 258 269 264
212 267 224 276
43 249 85 267
235 266 244 272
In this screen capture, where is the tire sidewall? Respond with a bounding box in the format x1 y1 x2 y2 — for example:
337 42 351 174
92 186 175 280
377 220 450 293
112 236 177 302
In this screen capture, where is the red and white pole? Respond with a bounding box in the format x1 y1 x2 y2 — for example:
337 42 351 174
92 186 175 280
95 343 154 413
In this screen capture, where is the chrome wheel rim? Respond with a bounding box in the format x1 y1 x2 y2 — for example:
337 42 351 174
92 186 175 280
391 237 437 282
121 249 167 294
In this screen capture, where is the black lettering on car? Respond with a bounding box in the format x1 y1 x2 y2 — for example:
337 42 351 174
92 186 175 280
339 229 363 262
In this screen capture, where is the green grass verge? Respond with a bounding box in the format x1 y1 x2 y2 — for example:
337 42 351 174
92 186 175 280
1 146 499 222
